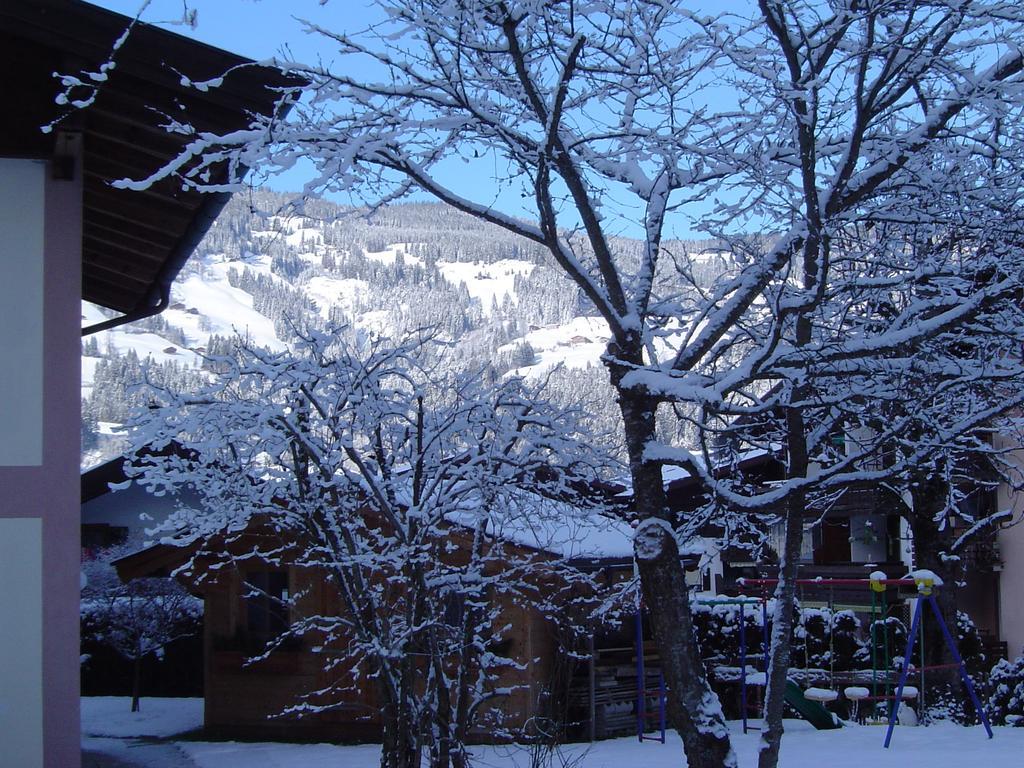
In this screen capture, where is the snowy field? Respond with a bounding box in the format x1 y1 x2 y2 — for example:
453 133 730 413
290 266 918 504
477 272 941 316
81 697 203 738
81 697 1024 768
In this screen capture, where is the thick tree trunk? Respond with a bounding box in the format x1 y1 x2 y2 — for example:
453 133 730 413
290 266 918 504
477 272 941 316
756 498 804 768
758 407 811 768
449 606 477 768
613 374 736 768
379 673 422 768
431 666 452 768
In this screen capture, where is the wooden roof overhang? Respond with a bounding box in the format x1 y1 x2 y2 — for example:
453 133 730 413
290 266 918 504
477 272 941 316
1 0 299 333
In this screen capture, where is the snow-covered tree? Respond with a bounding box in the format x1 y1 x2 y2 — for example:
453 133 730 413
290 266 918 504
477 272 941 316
987 655 1024 726
81 543 202 712
124 329 615 768
72 2 1024 766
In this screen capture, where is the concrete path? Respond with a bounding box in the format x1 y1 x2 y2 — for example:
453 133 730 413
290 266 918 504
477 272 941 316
82 738 201 768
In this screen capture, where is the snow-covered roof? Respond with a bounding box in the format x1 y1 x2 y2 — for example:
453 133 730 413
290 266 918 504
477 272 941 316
445 490 635 560
490 507 635 560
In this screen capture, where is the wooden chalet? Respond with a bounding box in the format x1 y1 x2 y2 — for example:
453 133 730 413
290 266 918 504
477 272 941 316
112 505 650 743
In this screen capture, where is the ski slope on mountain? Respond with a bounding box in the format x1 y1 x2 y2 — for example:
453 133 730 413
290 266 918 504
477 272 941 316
81 199 733 472
437 259 534 315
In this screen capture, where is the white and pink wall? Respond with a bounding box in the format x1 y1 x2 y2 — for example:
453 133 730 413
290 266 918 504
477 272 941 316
0 147 83 768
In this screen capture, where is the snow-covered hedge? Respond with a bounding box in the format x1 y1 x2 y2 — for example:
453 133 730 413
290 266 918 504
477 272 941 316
987 656 1024 727
691 600 868 672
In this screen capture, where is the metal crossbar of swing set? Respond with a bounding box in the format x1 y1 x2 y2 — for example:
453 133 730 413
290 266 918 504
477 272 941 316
738 577 936 588
729 576 995 748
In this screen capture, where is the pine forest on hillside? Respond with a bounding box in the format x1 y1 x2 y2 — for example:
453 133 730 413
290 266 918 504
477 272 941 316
81 192 734 469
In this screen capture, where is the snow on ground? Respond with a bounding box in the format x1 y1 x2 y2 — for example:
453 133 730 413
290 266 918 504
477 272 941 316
81 304 205 371
184 741 381 768
80 700 1023 768
82 300 112 330
501 314 721 380
114 332 201 368
81 697 203 738
304 275 370 319
167 266 284 350
358 309 393 335
437 259 534 314
252 216 324 252
365 243 424 267
284 226 323 250
81 253 285 396
691 249 731 263
82 737 199 768
504 315 611 377
82 355 100 395
181 721 1024 768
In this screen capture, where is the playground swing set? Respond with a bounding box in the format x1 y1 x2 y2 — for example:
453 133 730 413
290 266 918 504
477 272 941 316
634 595 770 744
632 574 993 748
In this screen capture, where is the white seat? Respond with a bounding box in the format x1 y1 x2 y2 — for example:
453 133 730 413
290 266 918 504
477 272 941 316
803 687 839 703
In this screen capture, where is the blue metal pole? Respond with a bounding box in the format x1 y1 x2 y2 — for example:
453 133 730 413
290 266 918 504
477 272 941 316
884 597 924 748
636 606 645 742
740 601 749 734
926 595 994 739
659 671 667 743
761 597 770 671
761 596 770 721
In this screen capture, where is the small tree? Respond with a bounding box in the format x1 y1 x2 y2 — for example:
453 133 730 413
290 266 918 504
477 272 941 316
81 544 202 712
988 656 1024 727
126 328 615 768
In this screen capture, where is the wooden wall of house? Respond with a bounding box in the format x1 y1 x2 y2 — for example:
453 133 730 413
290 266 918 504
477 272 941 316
197 558 577 742
201 563 383 740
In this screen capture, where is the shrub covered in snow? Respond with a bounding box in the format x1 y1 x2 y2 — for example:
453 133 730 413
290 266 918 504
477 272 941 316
868 615 907 672
692 601 762 663
987 656 1024 727
826 610 869 670
790 607 868 672
920 612 990 724
956 611 987 676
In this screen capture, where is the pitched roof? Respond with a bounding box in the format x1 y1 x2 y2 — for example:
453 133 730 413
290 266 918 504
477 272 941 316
1 0 298 331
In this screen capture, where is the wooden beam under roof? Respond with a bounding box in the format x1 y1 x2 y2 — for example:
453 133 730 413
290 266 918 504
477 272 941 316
1 0 301 329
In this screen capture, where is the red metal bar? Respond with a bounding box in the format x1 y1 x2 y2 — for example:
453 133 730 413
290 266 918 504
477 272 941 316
907 662 964 673
737 578 931 588
855 695 908 702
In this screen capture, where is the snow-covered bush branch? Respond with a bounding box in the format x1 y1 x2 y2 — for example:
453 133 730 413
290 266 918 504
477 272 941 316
124 328 619 768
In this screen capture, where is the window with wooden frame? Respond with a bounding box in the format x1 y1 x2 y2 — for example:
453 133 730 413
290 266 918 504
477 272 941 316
244 570 290 643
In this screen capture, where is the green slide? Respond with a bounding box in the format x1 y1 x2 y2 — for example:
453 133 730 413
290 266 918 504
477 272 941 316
783 681 842 730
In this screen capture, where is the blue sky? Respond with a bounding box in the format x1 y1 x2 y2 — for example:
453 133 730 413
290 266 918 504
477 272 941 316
91 1 720 240
94 1 387 61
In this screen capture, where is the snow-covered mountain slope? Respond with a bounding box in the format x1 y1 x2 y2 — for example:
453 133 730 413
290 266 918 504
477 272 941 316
499 316 610 379
437 259 535 315
168 270 286 350
81 193 730 468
